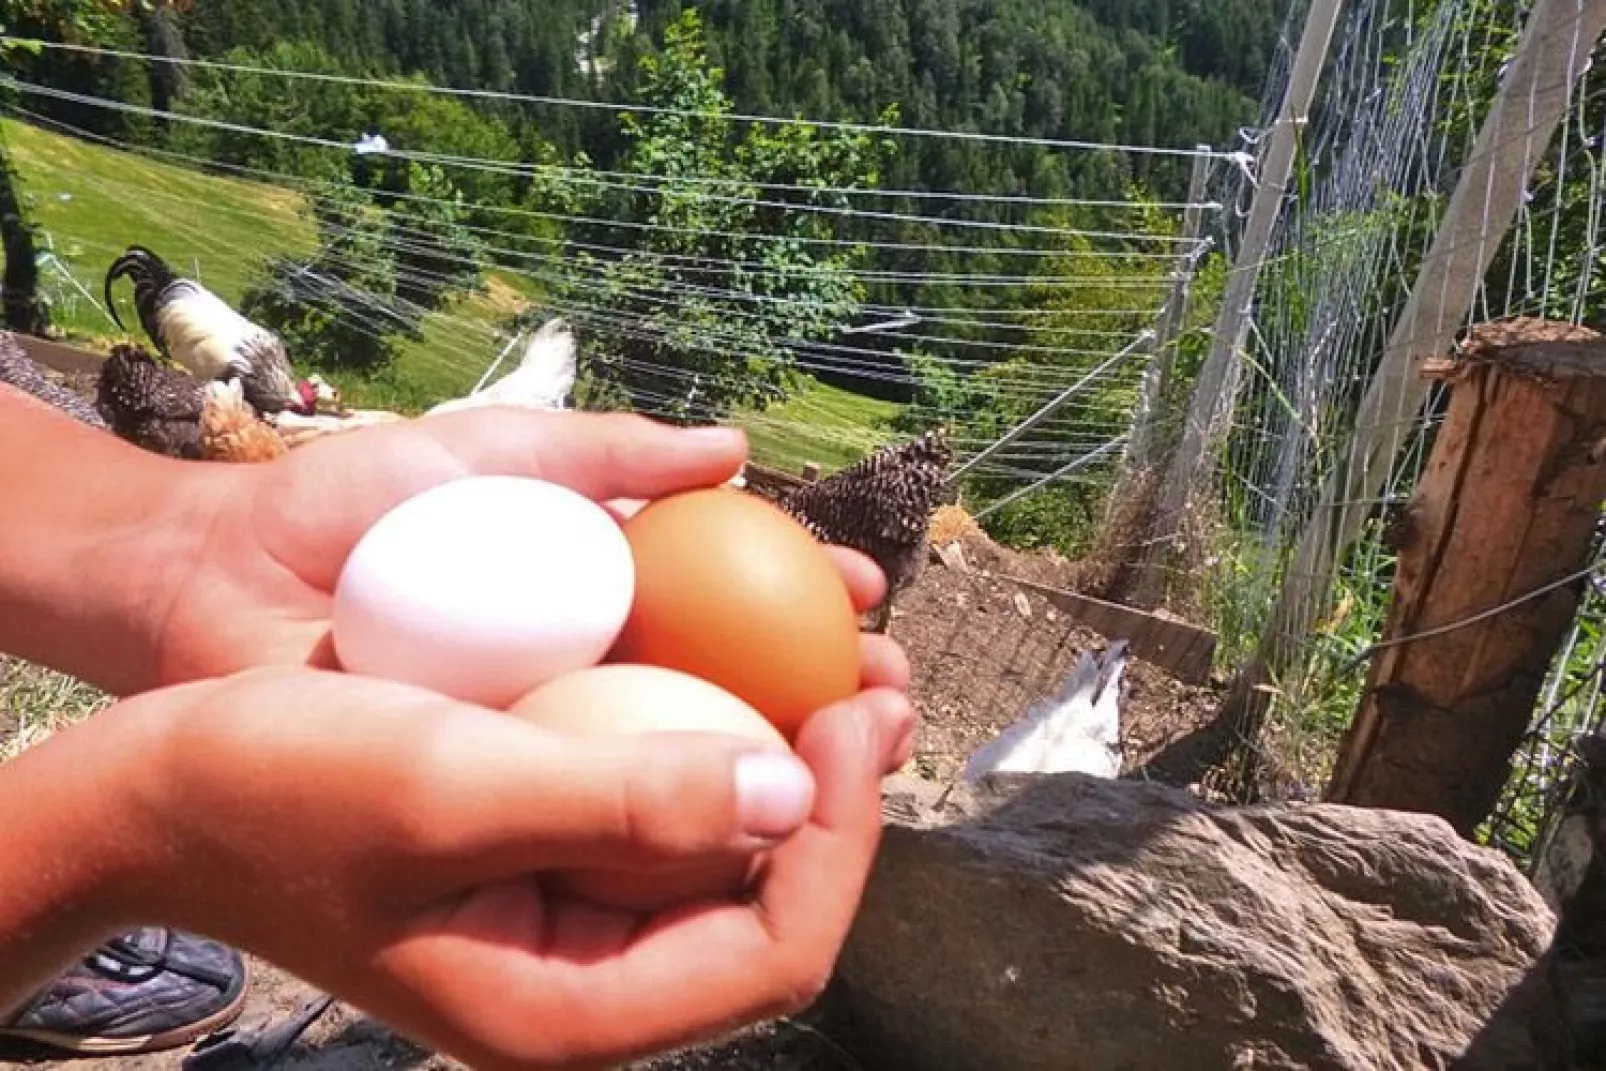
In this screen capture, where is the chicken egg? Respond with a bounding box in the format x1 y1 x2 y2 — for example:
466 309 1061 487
508 663 791 912
331 476 635 709
609 486 861 739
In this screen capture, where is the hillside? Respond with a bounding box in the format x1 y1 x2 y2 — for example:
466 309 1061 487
2 0 1269 407
2 116 898 468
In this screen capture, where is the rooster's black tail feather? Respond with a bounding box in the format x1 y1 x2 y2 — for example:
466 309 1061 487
105 246 177 348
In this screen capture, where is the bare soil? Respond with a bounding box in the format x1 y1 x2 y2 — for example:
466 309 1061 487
2 383 1223 1070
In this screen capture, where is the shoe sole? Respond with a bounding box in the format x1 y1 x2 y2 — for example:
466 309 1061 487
0 964 251 1056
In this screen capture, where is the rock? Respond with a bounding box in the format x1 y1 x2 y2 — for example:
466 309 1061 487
831 775 1565 1071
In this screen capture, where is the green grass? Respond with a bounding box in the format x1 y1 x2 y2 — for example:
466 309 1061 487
4 117 906 469
0 657 109 764
739 376 901 473
3 118 317 338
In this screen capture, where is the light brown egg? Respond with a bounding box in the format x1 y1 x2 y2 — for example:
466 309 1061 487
609 487 861 739
507 663 791 913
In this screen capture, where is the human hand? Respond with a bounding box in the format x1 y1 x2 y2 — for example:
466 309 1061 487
9 667 915 1069
149 410 909 695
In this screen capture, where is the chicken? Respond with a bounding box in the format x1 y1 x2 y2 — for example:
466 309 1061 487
428 317 579 417
961 640 1128 781
97 342 208 459
198 378 289 462
105 246 318 417
777 429 954 633
0 331 109 430
97 344 293 463
304 373 344 414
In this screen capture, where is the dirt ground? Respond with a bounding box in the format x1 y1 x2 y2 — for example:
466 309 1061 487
3 371 1223 1069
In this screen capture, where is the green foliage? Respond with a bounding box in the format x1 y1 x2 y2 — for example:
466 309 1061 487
549 10 888 423
892 195 1182 553
369 162 485 312
241 185 412 371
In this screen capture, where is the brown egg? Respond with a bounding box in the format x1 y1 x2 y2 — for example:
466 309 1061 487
610 487 860 739
507 663 791 913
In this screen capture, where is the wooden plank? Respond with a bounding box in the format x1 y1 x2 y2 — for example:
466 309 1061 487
1325 318 1606 835
11 334 106 376
740 461 811 502
1003 575 1218 685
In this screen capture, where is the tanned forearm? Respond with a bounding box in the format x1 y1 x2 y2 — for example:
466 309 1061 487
0 702 155 1016
0 385 212 696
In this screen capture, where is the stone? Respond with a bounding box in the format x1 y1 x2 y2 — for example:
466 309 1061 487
830 775 1565 1071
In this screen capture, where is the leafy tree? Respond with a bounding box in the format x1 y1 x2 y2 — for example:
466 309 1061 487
371 162 484 313
241 185 414 371
547 10 891 423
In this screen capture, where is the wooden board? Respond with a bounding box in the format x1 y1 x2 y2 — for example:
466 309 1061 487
741 461 812 502
1002 576 1218 685
11 334 105 376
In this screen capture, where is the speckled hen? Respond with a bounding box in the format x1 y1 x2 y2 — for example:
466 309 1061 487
777 429 954 633
96 342 210 459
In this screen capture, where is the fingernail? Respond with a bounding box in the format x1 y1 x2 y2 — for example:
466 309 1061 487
735 753 815 840
685 426 745 448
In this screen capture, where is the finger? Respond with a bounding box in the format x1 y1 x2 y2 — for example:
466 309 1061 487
394 711 818 887
279 413 746 590
422 410 748 503
375 691 892 1066
864 688 917 774
859 634 911 693
823 546 886 614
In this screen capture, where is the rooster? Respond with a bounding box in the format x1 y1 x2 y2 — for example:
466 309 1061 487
104 246 317 417
96 342 286 462
777 429 955 633
428 317 579 417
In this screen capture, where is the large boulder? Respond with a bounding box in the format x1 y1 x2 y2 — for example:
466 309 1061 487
829 774 1565 1071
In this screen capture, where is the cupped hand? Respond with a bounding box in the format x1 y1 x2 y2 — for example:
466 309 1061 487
155 410 909 695
92 667 916 1070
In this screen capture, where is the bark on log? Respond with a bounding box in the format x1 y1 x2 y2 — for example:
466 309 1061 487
1325 318 1606 836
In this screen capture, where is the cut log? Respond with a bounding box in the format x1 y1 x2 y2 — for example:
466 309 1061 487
1326 318 1606 836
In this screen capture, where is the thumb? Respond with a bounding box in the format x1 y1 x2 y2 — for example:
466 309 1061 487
399 711 817 886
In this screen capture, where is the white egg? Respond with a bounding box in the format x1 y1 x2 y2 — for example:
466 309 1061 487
331 475 635 708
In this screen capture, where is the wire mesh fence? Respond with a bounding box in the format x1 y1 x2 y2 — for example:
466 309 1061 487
1156 0 1606 869
0 34 1224 548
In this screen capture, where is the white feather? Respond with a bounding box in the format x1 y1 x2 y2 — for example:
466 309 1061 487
154 281 272 380
429 318 578 417
962 641 1128 781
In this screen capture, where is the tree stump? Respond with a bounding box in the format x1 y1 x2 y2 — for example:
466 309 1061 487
1325 318 1606 836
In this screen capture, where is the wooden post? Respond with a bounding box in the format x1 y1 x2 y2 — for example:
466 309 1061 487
1124 149 1216 473
1324 319 1606 836
1133 0 1345 608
